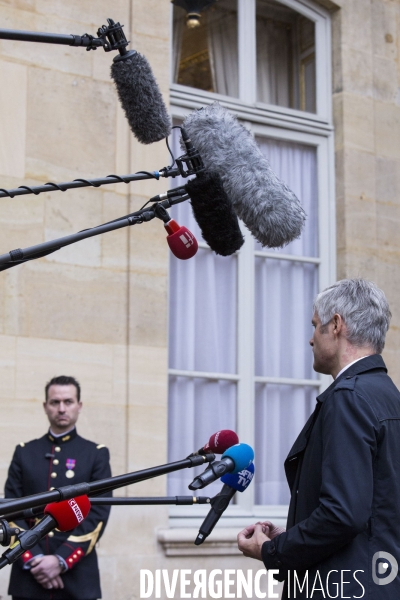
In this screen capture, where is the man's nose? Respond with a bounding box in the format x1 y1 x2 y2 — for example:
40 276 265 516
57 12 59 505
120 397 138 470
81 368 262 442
309 337 314 347
58 402 66 411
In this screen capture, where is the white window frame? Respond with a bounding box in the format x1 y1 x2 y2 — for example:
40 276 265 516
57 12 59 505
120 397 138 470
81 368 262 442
168 0 335 529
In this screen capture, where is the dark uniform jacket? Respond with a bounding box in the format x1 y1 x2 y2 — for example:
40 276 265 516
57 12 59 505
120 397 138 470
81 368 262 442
4 428 111 600
262 355 400 600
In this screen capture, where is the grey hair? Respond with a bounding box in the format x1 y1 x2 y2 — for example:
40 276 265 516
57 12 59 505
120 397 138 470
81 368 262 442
313 279 391 354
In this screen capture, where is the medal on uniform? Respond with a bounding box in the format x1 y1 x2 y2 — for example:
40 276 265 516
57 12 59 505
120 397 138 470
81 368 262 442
66 458 76 478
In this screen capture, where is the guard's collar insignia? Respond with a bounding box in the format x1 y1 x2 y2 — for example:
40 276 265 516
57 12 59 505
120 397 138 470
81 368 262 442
47 428 77 444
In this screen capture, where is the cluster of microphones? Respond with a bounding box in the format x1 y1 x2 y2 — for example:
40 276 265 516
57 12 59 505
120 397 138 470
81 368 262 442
122 79 306 259
108 22 307 259
109 48 309 259
0 430 252 568
187 430 255 545
0 16 306 268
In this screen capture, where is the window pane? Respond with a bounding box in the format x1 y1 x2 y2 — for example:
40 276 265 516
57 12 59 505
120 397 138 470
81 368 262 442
256 0 316 112
255 258 318 379
254 137 319 257
168 376 237 496
254 383 315 504
253 138 318 378
169 247 237 374
253 134 319 506
172 1 238 97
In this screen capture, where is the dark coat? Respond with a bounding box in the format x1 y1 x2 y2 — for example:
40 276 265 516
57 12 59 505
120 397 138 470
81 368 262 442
262 355 400 600
4 428 111 600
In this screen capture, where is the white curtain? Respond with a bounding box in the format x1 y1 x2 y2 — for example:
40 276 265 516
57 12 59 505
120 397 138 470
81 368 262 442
255 384 316 503
254 138 318 504
255 137 318 257
256 17 292 107
167 131 319 504
207 8 239 98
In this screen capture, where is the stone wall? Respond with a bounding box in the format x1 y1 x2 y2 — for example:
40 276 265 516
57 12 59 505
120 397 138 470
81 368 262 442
331 0 400 384
0 1 173 597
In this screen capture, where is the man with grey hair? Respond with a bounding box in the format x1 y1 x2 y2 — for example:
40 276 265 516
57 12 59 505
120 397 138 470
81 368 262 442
238 278 400 599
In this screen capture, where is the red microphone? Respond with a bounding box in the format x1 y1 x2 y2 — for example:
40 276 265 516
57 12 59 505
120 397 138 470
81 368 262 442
44 495 91 531
164 218 198 260
187 430 239 458
0 496 91 566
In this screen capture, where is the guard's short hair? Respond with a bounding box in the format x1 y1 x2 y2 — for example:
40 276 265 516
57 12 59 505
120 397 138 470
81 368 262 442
313 278 391 354
45 375 81 402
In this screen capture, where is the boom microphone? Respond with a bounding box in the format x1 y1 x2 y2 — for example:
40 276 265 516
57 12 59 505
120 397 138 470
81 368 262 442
194 462 255 545
0 496 90 567
185 171 244 256
187 430 239 458
182 102 306 248
188 443 254 490
111 51 171 144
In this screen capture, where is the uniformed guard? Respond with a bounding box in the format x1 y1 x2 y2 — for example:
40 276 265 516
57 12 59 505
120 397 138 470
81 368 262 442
4 375 111 600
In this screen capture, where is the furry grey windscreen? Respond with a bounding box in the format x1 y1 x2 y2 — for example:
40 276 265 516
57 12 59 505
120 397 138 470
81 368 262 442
186 171 244 256
111 53 172 145
182 103 306 248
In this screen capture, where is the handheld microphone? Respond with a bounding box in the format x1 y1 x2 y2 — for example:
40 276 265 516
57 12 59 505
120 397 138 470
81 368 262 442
185 171 244 256
194 462 255 545
44 495 91 530
165 218 198 260
111 51 171 144
182 102 306 248
0 496 90 567
187 430 239 458
188 443 254 490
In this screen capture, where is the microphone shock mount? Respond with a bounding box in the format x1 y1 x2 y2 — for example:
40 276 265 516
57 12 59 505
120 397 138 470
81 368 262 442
0 519 20 547
96 19 131 57
176 128 205 178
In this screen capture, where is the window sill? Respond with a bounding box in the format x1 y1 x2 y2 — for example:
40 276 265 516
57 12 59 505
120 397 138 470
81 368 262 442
157 527 242 557
170 84 333 135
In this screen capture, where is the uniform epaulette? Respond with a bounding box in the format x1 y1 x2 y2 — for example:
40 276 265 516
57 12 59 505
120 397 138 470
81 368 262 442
19 442 25 447
96 444 106 450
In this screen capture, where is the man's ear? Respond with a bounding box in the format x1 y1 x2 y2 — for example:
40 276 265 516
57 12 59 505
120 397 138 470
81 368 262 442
332 313 344 334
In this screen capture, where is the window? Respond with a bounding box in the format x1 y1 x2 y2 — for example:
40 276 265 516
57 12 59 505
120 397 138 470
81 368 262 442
173 0 317 112
173 0 239 97
168 0 335 525
256 0 316 111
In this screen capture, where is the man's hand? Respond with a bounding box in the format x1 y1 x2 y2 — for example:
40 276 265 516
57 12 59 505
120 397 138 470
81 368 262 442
30 555 64 589
237 522 270 561
260 520 286 539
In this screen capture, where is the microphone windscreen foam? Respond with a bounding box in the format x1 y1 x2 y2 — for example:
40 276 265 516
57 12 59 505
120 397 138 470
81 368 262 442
206 430 239 454
44 495 91 531
222 443 254 473
221 461 255 491
111 52 172 145
185 172 244 256
182 102 306 248
167 226 198 259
